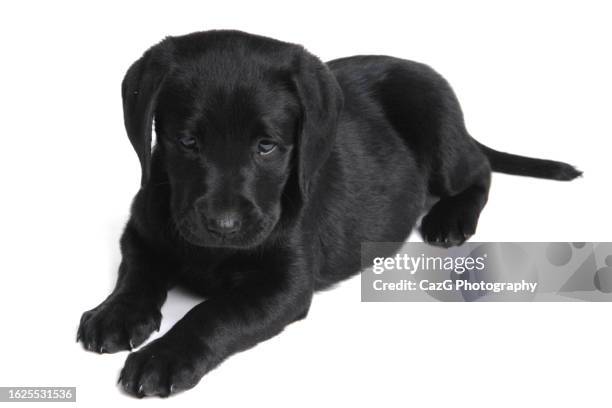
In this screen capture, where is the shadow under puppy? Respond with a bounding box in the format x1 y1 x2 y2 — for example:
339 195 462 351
77 30 581 397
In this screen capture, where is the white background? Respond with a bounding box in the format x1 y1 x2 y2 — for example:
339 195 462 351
0 1 611 407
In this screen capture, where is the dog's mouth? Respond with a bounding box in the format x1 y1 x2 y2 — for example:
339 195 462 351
174 212 275 249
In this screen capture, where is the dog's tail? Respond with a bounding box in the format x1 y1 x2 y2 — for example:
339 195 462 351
474 140 582 181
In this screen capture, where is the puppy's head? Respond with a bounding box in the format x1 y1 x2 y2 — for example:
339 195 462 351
122 31 343 248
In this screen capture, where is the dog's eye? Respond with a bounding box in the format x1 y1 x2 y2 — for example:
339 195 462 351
179 135 197 149
257 140 277 155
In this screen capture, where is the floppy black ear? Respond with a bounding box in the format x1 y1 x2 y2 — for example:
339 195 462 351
121 40 173 186
292 49 344 199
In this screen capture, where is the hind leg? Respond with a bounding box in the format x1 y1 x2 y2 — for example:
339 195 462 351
420 165 491 247
372 57 492 246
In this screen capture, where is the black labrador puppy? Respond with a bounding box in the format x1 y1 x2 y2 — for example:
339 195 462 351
77 30 580 397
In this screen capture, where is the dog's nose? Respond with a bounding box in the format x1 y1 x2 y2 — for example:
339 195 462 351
206 211 241 235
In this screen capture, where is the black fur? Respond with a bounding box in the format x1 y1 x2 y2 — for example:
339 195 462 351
77 30 580 397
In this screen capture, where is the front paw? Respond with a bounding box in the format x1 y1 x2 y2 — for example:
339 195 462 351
77 295 161 354
119 338 207 398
